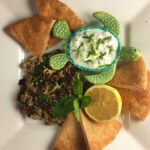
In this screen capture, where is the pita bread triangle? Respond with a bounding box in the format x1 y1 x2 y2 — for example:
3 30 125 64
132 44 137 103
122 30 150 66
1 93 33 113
7 16 55 57
80 111 122 150
35 0 84 31
108 57 147 90
117 70 150 121
52 113 87 150
47 36 60 48
35 0 84 48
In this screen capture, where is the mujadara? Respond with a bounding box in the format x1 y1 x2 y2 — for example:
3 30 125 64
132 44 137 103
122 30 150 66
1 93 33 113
17 50 84 125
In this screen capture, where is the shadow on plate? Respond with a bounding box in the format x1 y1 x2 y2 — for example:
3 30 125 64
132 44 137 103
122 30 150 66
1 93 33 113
123 3 150 149
46 126 62 150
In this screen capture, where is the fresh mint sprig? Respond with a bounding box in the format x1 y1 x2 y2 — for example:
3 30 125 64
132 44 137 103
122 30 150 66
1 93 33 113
52 75 92 121
52 96 75 118
73 99 80 122
73 74 83 96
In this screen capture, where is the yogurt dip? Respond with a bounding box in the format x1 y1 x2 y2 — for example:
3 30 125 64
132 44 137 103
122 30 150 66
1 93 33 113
69 27 119 69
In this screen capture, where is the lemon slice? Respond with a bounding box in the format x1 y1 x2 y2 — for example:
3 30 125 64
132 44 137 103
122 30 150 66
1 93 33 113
85 85 122 122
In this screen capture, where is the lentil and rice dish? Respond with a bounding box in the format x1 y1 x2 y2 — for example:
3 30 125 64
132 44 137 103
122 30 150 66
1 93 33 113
17 50 82 125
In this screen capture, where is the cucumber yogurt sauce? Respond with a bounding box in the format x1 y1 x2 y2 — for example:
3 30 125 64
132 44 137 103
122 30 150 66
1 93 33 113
69 28 119 69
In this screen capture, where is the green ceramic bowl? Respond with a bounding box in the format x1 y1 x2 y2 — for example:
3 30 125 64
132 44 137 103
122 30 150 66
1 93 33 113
66 26 122 72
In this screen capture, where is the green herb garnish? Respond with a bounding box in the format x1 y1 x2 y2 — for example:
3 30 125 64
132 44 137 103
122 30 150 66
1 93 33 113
96 36 112 50
108 45 114 53
76 42 84 58
73 99 80 122
88 34 94 43
82 35 89 39
83 34 94 43
96 38 102 50
90 43 95 52
52 96 73 118
84 60 93 64
52 75 92 121
99 52 106 59
73 74 83 96
101 36 112 43
87 44 96 57
63 96 76 113
80 96 92 108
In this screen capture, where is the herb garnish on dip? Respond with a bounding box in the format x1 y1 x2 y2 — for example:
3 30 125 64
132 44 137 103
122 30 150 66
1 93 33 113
69 26 120 69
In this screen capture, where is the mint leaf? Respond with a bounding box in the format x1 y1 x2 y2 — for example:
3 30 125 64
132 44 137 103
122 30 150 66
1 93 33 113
52 77 92 120
80 96 92 108
64 96 76 113
73 99 80 122
73 78 83 96
52 103 66 118
52 96 74 118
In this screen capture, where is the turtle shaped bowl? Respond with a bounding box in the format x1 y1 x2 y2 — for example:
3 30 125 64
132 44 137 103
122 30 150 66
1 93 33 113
66 26 122 72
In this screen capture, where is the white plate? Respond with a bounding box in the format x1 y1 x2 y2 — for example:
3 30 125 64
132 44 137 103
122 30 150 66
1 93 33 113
0 0 150 149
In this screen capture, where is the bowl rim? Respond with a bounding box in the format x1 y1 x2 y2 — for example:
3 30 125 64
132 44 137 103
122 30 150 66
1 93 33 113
66 25 122 72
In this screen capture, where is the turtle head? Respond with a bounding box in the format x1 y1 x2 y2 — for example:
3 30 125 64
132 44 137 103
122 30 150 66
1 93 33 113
120 46 142 61
129 47 142 56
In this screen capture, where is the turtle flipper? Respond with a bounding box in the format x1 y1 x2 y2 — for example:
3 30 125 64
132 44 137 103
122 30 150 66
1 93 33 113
120 46 142 61
53 20 71 39
49 53 68 70
93 11 120 35
84 65 116 84
61 42 67 50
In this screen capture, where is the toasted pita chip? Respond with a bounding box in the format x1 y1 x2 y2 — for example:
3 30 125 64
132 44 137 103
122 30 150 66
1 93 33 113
35 0 84 31
117 70 150 121
52 113 87 150
7 16 55 57
47 36 60 48
80 111 122 150
108 57 147 90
